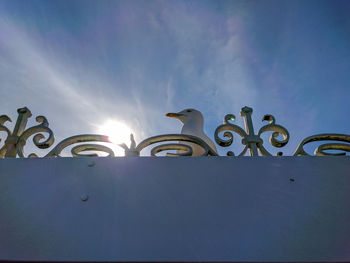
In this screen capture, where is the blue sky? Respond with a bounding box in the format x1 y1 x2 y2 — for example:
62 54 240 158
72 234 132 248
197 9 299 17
0 0 349 156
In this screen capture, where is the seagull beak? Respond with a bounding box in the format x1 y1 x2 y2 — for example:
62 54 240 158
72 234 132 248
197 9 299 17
166 112 183 118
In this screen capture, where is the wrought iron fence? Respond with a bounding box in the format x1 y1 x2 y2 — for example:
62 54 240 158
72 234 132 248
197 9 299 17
0 107 349 157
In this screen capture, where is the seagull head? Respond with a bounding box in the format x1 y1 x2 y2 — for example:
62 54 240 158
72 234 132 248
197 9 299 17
166 108 203 125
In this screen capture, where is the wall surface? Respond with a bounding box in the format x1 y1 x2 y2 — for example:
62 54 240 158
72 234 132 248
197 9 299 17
0 157 349 262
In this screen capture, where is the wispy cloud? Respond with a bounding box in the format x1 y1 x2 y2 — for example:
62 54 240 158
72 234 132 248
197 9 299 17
0 17 158 144
1 0 349 156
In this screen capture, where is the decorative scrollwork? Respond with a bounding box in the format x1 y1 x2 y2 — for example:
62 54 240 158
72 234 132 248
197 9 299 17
0 115 12 158
0 106 349 158
129 134 218 157
17 116 55 158
71 144 115 157
0 107 125 158
257 114 290 156
214 114 248 156
215 106 290 156
44 134 123 157
293 134 350 156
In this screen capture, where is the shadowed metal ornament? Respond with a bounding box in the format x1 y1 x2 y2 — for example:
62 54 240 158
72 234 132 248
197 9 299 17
0 106 349 157
215 106 289 156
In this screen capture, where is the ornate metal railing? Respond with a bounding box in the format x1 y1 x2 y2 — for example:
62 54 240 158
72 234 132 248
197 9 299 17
0 107 349 158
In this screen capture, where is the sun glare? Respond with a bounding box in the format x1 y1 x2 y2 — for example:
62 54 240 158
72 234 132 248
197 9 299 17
98 120 133 144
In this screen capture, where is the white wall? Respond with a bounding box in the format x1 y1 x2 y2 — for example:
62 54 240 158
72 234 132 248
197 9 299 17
0 157 349 261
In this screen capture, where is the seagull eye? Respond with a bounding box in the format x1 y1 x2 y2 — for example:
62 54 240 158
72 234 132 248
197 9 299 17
186 110 192 112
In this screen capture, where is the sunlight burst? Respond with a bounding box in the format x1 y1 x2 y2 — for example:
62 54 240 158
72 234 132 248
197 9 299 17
98 120 133 145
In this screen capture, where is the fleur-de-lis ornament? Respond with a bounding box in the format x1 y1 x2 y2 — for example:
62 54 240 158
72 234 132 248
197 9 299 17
0 107 54 158
215 106 290 156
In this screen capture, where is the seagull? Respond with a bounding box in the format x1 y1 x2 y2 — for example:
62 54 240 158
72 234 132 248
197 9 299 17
166 108 218 156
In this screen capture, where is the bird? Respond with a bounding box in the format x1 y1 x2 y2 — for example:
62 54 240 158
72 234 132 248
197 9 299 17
166 108 218 156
